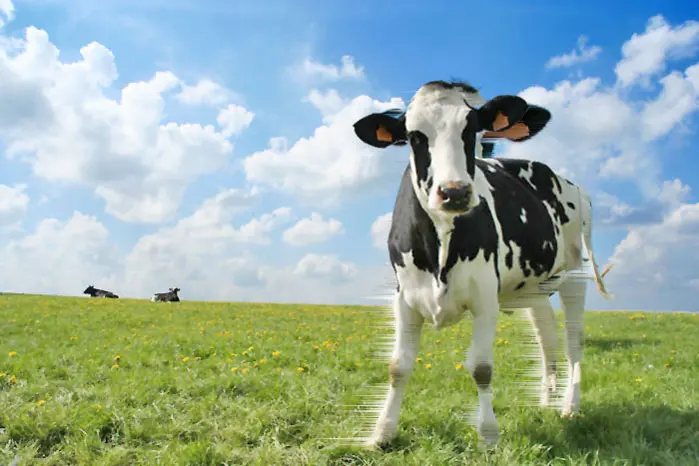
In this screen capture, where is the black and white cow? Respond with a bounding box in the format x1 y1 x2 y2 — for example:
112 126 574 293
352 80 613 447
83 285 119 299
151 287 181 302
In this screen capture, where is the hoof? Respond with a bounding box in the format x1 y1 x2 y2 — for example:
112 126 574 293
479 421 500 446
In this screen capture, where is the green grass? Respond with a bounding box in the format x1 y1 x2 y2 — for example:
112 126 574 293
1 294 698 465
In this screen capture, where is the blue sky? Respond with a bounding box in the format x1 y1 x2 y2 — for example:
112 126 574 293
1 0 699 310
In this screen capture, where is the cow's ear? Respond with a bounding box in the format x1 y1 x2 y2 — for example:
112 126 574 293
353 109 407 148
482 104 551 142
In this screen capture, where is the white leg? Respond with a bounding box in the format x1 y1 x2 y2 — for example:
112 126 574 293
526 298 559 407
464 293 500 445
367 292 423 447
558 278 586 417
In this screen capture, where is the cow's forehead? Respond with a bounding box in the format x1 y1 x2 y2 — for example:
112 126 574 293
405 82 485 131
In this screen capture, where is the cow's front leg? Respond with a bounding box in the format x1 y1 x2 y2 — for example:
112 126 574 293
464 294 500 445
367 292 424 448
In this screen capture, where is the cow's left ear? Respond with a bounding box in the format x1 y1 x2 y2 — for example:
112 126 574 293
479 96 552 142
353 109 407 148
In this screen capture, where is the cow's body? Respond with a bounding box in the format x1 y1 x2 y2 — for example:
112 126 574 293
151 287 180 302
352 80 612 448
83 285 119 299
391 157 589 329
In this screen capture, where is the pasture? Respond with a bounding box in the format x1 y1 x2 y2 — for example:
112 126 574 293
0 294 698 465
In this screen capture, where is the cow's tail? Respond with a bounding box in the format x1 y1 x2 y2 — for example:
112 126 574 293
579 188 614 300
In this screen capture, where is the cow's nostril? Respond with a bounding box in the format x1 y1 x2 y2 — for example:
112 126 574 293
438 183 469 202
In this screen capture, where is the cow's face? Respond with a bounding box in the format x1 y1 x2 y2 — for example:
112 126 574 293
353 80 551 217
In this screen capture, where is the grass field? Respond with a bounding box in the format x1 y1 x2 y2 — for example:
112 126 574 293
0 294 698 465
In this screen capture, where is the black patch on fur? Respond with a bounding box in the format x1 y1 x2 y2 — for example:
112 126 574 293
408 131 431 185
566 202 575 210
424 80 479 94
473 363 492 388
463 112 479 178
515 281 526 290
479 159 560 280
440 195 500 286
388 167 440 278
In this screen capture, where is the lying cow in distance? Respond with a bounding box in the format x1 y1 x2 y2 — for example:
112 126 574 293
151 287 181 302
83 285 119 299
353 80 613 448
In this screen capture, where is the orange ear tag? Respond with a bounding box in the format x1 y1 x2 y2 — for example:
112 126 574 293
376 125 393 142
493 112 510 131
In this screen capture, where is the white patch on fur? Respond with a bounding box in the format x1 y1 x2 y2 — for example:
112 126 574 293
521 208 527 223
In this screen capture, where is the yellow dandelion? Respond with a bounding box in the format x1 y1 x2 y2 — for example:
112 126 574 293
425 364 432 369
313 345 320 350
260 359 267 364
10 375 16 385
8 351 16 357
633 353 639 357
635 378 643 383
455 363 464 370
182 357 189 363
354 362 361 367
248 346 254 351
272 351 280 357
93 404 102 410
297 367 305 373
664 363 672 368
670 350 677 355
241 368 250 374
114 355 121 362
103 345 108 349
231 367 238 372
194 357 201 361
0 373 5 377
276 367 281 372
435 339 441 344
111 364 119 370
36 400 46 407
602 361 607 366
415 357 423 363
69 336 78 341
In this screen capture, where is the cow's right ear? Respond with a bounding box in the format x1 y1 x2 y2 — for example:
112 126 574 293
353 109 407 148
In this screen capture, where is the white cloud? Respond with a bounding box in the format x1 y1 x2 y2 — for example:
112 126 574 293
0 211 121 295
304 88 348 123
292 253 357 282
604 202 699 310
0 183 29 231
0 26 253 223
243 93 406 205
370 212 392 249
216 104 255 138
0 0 13 27
283 212 344 246
546 35 602 69
298 55 365 81
615 15 699 88
175 78 237 106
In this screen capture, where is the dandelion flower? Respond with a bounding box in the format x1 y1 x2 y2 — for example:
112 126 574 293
10 375 16 385
114 355 121 362
242 368 250 374
36 400 46 407
455 363 464 370
272 351 280 358
111 364 119 370
415 357 423 363
194 357 201 361
276 368 281 373
231 367 238 372
297 367 305 373
425 364 432 369
635 378 643 383
8 352 16 357
182 357 190 363
260 359 267 364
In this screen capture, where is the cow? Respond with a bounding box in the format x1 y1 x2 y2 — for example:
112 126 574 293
151 287 181 302
83 285 119 299
352 80 613 448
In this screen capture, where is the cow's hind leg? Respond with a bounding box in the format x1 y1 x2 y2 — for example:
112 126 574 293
559 278 587 417
526 296 559 407
367 291 424 447
464 292 500 445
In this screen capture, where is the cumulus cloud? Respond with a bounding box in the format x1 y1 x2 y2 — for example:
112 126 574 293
175 78 237 106
0 211 121 295
615 15 699 88
292 253 357 282
243 93 406 205
283 212 344 246
545 35 602 69
0 0 14 27
216 104 255 138
370 212 392 249
0 183 29 231
0 26 253 223
304 88 348 123
296 55 365 81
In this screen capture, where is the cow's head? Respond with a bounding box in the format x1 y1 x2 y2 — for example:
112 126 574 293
170 287 181 294
83 285 95 294
353 81 551 217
